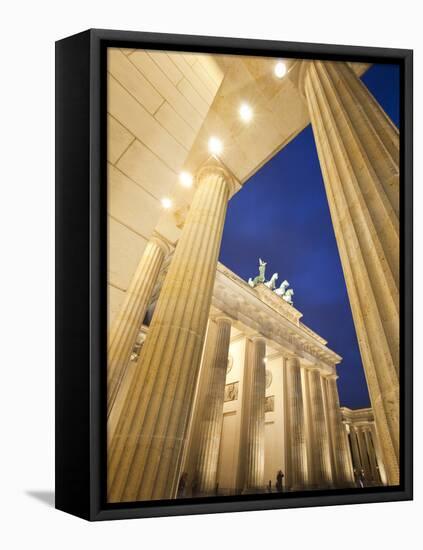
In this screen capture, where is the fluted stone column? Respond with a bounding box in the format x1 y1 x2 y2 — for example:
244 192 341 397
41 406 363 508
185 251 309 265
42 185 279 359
194 316 232 495
321 374 336 485
107 234 169 415
243 337 266 493
284 357 308 490
307 369 332 487
364 428 379 484
325 375 354 486
108 325 148 437
107 158 236 503
356 426 371 483
300 60 399 484
370 423 387 485
302 367 316 486
349 426 362 479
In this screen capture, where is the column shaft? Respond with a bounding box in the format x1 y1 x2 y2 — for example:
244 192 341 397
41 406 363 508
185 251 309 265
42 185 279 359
302 367 316 486
357 427 372 484
107 236 167 415
308 369 332 487
349 427 362 480
326 376 354 486
284 357 308 490
321 375 336 485
194 317 231 495
364 428 379 484
370 424 387 485
243 337 266 493
107 160 233 502
302 60 399 483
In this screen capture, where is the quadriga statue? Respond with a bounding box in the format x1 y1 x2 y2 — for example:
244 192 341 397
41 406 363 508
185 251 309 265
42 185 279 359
274 279 289 296
282 288 294 305
265 272 278 290
248 258 267 287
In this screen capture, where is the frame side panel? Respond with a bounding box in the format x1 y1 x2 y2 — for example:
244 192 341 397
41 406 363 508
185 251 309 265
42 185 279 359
55 30 91 520
402 50 413 499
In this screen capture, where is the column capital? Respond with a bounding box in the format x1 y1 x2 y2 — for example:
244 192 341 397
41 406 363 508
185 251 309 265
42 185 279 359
323 372 339 381
244 329 266 344
291 59 313 97
299 361 315 371
150 231 172 256
211 314 232 326
196 156 241 198
292 59 359 98
285 356 302 368
308 365 323 375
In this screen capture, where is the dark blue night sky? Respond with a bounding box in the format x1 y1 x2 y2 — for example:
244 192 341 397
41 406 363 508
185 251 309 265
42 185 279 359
219 64 400 409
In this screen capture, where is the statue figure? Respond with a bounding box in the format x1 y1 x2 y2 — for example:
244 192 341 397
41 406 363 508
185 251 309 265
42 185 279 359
265 272 278 290
282 288 294 305
248 258 267 287
274 279 290 297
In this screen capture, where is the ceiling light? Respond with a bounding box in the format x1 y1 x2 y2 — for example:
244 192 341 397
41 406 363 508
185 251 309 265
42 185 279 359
161 197 172 209
274 61 287 79
179 171 193 188
208 136 223 156
239 102 253 123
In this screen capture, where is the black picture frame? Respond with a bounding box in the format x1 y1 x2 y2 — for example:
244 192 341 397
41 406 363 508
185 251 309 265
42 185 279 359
55 28 413 521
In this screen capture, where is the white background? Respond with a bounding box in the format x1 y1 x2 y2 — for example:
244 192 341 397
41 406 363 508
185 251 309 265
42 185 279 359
0 1 420 548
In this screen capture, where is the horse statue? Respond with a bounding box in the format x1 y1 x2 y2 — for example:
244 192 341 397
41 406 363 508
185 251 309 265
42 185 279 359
265 272 279 290
274 279 290 297
248 258 267 287
282 288 294 305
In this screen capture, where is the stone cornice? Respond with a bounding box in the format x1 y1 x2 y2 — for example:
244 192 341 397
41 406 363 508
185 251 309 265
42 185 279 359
340 406 374 424
254 283 303 326
299 322 327 345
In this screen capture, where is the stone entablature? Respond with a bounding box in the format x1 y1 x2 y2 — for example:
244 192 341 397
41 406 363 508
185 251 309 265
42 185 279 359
254 283 302 326
341 407 374 426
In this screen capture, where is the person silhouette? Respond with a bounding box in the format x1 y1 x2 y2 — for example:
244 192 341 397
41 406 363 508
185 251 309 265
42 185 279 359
177 472 188 498
276 470 284 492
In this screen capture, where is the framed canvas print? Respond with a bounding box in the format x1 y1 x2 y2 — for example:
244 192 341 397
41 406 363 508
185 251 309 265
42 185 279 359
55 29 413 521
